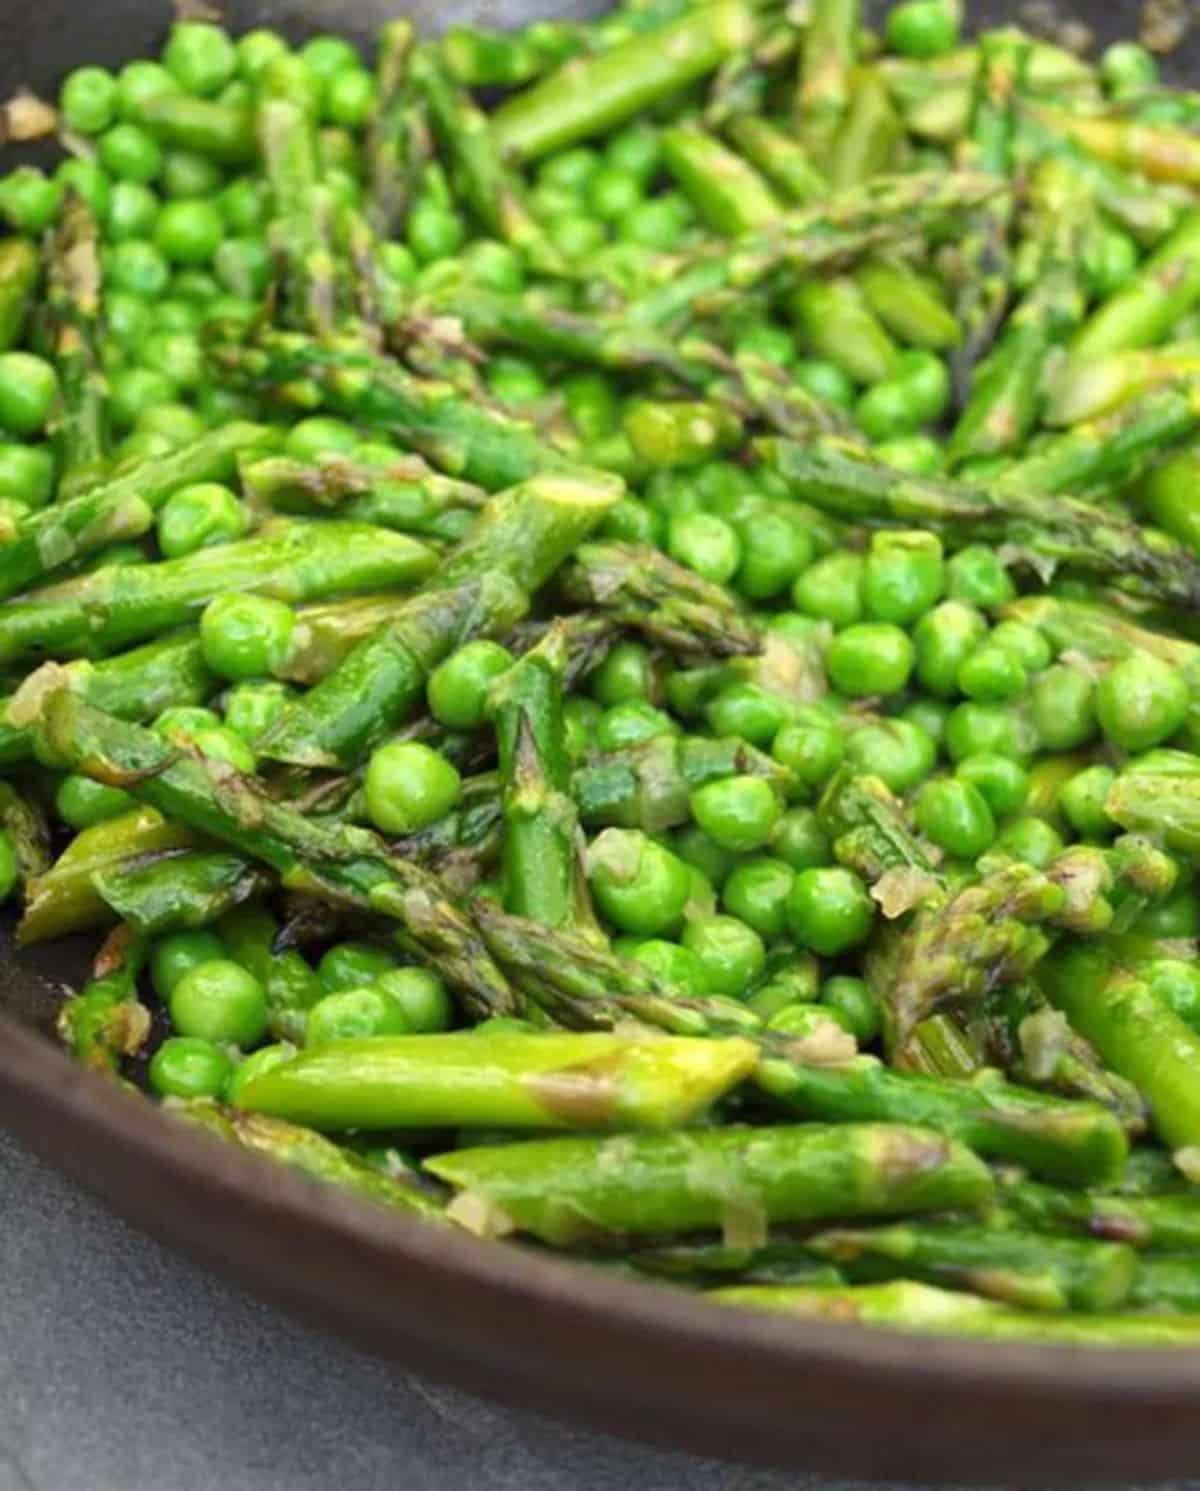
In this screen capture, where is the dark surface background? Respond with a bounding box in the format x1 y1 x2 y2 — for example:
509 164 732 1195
0 1123 1193 1491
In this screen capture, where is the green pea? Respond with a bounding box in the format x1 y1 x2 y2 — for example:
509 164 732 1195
900 697 950 747
164 23 238 95
681 915 766 998
1145 451 1200 555
862 530 944 625
548 214 607 257
792 550 864 627
218 176 268 234
770 806 832 872
200 593 294 682
223 680 294 743
913 600 987 697
98 123 163 186
0 353 57 437
149 1036 234 1100
427 640 514 731
0 168 63 233
1136 882 1200 938
630 938 710 995
604 122 661 187
407 199 466 263
989 621 1053 674
772 718 843 796
588 828 691 937
236 29 289 81
137 401 206 445
1058 765 1118 839
820 975 881 1044
894 350 951 423
325 67 377 128
116 60 181 120
285 416 358 462
1096 654 1190 752
734 321 795 368
722 856 796 940
954 752 1029 819
885 0 960 57
1100 39 1158 97
827 623 914 697
487 355 547 405
55 774 135 830
190 724 256 773
601 496 662 547
372 967 453 1034
587 166 642 222
705 682 790 747
57 159 112 221
945 544 1015 608
945 701 1036 763
957 644 1028 703
154 705 222 748
564 696 603 762
671 823 737 888
689 775 782 854
157 481 245 558
993 816 1064 869
844 719 938 793
61 66 119 134
786 866 874 956
564 372 619 443
364 741 462 835
106 238 171 299
667 512 742 585
1084 225 1140 299
873 434 942 475
1030 664 1097 751
155 199 224 265
734 510 813 600
596 700 675 751
793 359 856 409
0 444 54 508
767 1002 855 1040
161 149 225 200
318 941 399 995
855 379 922 441
306 986 411 1046
915 777 996 858
169 958 267 1047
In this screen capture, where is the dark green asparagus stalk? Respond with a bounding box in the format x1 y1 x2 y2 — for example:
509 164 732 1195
661 124 781 236
796 0 859 156
710 1279 1200 1345
0 422 275 605
425 1122 993 1246
489 0 762 161
91 851 272 939
828 65 904 190
705 18 797 129
256 472 619 770
411 44 562 276
217 904 325 1046
998 1172 1200 1251
0 780 49 883
44 190 107 498
19 806 197 944
387 771 504 898
240 451 486 542
170 1099 449 1225
55 925 150 1075
558 542 760 658
0 519 435 667
757 422 1200 610
275 594 437 688
756 1054 1129 1187
367 19 431 241
807 1221 1138 1313
0 236 38 352
37 689 525 1021
948 156 1089 463
631 1238 845 1290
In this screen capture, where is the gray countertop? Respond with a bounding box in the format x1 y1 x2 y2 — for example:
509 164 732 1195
0 1127 1191 1491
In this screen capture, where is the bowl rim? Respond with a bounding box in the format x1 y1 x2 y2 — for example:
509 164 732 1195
5 1005 1200 1484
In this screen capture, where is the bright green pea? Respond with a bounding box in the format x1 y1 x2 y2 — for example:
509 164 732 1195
0 168 63 233
486 355 547 405
993 816 1064 869
605 122 661 186
407 199 466 263
587 166 642 222
548 214 607 257
372 967 453 1034
106 238 171 298
769 806 831 872
913 600 988 698
324 67 377 128
318 941 399 995
827 622 914 697
792 550 864 627
157 482 245 558
601 496 662 547
734 321 795 367
667 512 742 585
722 857 796 940
844 719 938 793
199 593 295 682
306 986 411 1046
630 938 710 995
169 958 267 1048
61 66 119 134
57 159 112 221
793 359 856 409
0 444 54 508
0 353 57 437
681 915 766 998
945 544 1016 608
1058 765 1118 839
285 416 358 462
855 379 922 441
894 349 951 423
735 509 813 600
364 741 462 835
164 22 238 95
590 641 656 707
989 621 1053 674
671 823 737 888
772 718 843 796
862 530 944 625
873 434 942 475
427 640 514 731
786 866 874 956
705 682 789 747
957 644 1028 703
190 724 256 773
1031 665 1097 751
1137 883 1200 938
1084 225 1140 300
954 752 1028 819
300 34 361 79
154 705 222 748
596 700 675 751
886 0 960 57
149 1036 234 1100
689 775 782 854
154 199 223 265
821 975 881 1044
223 679 293 742
161 148 225 200
151 930 225 999
1100 40 1158 97
945 702 1036 763
915 777 996 858
588 828 691 936
1096 654 1190 752
55 774 135 830
116 60 180 119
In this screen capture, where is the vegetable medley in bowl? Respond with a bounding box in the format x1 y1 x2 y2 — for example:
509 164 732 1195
6 0 1200 1346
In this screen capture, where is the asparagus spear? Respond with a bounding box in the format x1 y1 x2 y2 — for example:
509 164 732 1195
92 851 272 938
807 1221 1138 1313
19 806 197 944
217 904 324 1046
0 236 38 352
367 19 430 241
755 1056 1128 1187
125 93 255 165
489 0 761 161
856 258 962 351
999 1172 1200 1251
828 66 903 190
709 1279 1200 1345
256 472 619 770
1042 940 1200 1159
386 770 504 897
170 1100 449 1225
1046 344 1200 427
797 0 859 156
629 1236 845 1289
660 124 781 235
725 117 826 206
1043 111 1200 187
0 520 435 668
37 690 524 1021
44 190 107 498
234 1030 757 1134
757 427 1200 609
0 422 275 605
55 926 150 1074
1130 1258 1200 1313
1107 769 1200 858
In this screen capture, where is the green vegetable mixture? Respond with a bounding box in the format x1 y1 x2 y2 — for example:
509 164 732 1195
9 0 1200 1344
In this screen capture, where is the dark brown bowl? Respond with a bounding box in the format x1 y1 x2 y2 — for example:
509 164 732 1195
6 1 1200 1482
